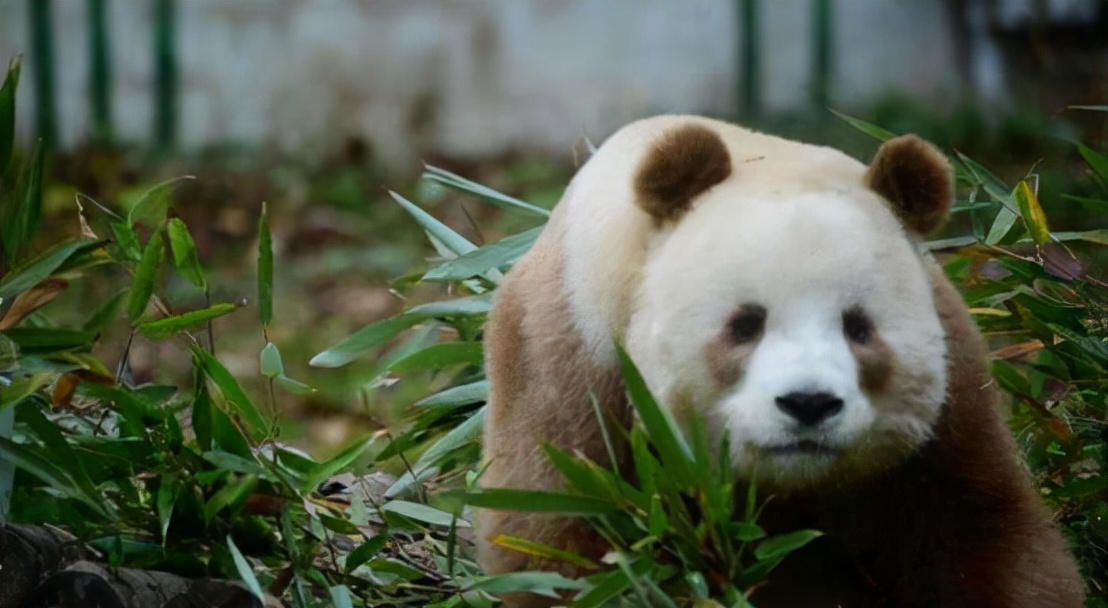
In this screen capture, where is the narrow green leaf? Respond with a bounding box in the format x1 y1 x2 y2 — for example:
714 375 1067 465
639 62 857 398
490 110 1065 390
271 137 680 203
328 585 355 608
829 109 896 141
226 535 265 601
1070 105 1108 112
618 349 693 480
416 379 489 408
83 289 126 333
274 374 314 395
406 293 492 318
259 342 283 378
466 571 587 598
1013 180 1050 244
345 535 388 573
956 152 1017 211
127 176 193 229
157 475 178 544
1078 144 1108 184
192 370 213 452
387 342 484 373
257 203 273 326
166 218 207 288
423 165 552 217
382 500 469 528
137 302 238 340
423 226 542 282
753 529 823 561
0 374 50 409
310 315 423 368
1052 229 1108 246
204 475 258 524
0 238 103 302
110 221 142 262
447 488 618 516
0 55 21 178
1 141 45 260
490 535 598 569
193 346 270 439
128 231 165 322
2 327 97 354
985 207 1019 246
0 436 111 518
389 191 478 257
303 436 377 492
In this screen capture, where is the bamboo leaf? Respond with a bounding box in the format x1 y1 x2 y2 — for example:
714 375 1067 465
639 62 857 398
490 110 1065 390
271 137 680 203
310 315 423 368
204 475 258 524
618 348 693 480
381 500 468 528
0 239 99 304
447 488 617 516
226 535 265 601
110 221 142 262
829 109 896 141
491 534 599 569
984 207 1019 246
416 379 488 408
166 218 207 288
257 203 273 326
753 529 823 561
259 342 283 378
345 535 388 573
127 176 193 229
1 141 45 260
137 302 238 340
389 191 477 257
0 55 21 178
303 436 377 492
1013 180 1050 244
465 571 587 598
127 231 165 322
423 165 551 217
193 346 270 439
387 342 484 373
422 226 542 282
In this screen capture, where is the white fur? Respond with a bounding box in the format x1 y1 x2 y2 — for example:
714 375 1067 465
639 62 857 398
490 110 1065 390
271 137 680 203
560 116 948 486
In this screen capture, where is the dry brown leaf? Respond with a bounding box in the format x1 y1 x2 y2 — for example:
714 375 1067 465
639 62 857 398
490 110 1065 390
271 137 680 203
0 278 69 330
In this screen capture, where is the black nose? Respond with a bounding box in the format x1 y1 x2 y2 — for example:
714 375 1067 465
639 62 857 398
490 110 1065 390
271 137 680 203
775 392 844 426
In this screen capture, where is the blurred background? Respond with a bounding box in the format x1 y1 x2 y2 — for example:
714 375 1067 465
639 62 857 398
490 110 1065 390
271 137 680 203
1 0 1106 452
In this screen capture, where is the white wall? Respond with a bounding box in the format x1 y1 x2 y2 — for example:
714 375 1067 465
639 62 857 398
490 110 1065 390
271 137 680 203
0 0 968 169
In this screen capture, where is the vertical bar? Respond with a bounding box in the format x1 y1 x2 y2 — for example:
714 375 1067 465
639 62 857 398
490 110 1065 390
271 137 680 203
0 405 13 524
811 0 833 110
739 0 761 117
154 0 177 150
28 0 57 147
89 0 113 144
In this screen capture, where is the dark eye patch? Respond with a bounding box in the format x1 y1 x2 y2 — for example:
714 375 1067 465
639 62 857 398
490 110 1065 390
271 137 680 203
843 307 874 344
728 304 767 344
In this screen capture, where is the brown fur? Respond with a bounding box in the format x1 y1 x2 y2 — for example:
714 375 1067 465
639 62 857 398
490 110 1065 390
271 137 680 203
866 135 953 235
852 334 895 394
478 126 1085 607
633 124 732 222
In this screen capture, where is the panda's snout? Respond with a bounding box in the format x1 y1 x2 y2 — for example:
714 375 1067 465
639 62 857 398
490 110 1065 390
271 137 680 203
775 391 843 426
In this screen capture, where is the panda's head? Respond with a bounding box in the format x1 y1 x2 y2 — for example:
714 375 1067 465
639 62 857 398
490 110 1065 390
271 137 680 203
623 123 953 488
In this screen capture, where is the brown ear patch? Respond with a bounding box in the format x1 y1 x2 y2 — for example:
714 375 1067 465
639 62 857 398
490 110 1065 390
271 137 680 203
865 135 953 235
634 124 732 222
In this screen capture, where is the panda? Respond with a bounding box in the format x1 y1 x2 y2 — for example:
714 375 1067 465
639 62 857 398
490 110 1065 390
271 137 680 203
476 115 1086 608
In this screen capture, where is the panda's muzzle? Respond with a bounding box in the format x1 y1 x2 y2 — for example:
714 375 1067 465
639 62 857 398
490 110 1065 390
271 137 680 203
775 391 843 426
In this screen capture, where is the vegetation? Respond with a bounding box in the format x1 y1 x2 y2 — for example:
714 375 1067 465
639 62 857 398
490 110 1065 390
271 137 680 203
1 50 1106 608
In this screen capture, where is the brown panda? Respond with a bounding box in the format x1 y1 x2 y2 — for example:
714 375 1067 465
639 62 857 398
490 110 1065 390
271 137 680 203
476 115 1086 608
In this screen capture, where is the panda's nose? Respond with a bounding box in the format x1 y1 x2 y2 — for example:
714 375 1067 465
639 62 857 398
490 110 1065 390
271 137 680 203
775 391 843 426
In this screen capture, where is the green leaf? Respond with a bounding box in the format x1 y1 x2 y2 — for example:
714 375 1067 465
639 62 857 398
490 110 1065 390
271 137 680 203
956 152 1017 211
1078 144 1108 183
192 371 213 452
753 529 823 561
0 55 21 178
110 221 141 262
985 207 1019 246
618 349 693 481
166 218 207 288
204 475 258 524
465 571 587 598
303 436 377 492
490 535 599 570
127 176 193 229
0 435 112 519
259 342 284 378
387 342 484 373
423 226 542 282
406 294 492 318
83 289 126 333
137 302 238 340
157 474 178 544
416 379 489 408
1052 230 1108 246
193 346 270 439
829 109 896 141
328 585 355 608
127 230 165 322
1013 180 1050 244
0 374 50 409
226 535 265 601
345 535 388 573
310 315 423 368
1 141 45 261
0 238 104 302
447 488 618 516
257 203 273 326
390 191 478 257
422 165 551 217
274 375 314 395
2 328 97 354
382 500 468 528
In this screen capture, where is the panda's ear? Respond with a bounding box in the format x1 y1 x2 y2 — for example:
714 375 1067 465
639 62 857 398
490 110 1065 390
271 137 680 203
634 124 732 222
865 135 953 235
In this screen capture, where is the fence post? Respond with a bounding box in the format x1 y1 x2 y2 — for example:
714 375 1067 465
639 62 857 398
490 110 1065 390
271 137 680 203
154 0 177 150
28 0 57 147
738 0 761 118
811 0 833 110
89 0 113 144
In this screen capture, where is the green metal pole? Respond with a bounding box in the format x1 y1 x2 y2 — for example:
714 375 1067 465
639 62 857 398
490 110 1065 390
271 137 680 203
739 0 761 118
89 0 113 144
28 0 57 147
154 0 177 150
811 0 833 110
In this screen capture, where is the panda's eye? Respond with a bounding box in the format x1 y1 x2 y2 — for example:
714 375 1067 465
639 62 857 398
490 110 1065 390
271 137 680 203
843 307 874 345
728 304 766 344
